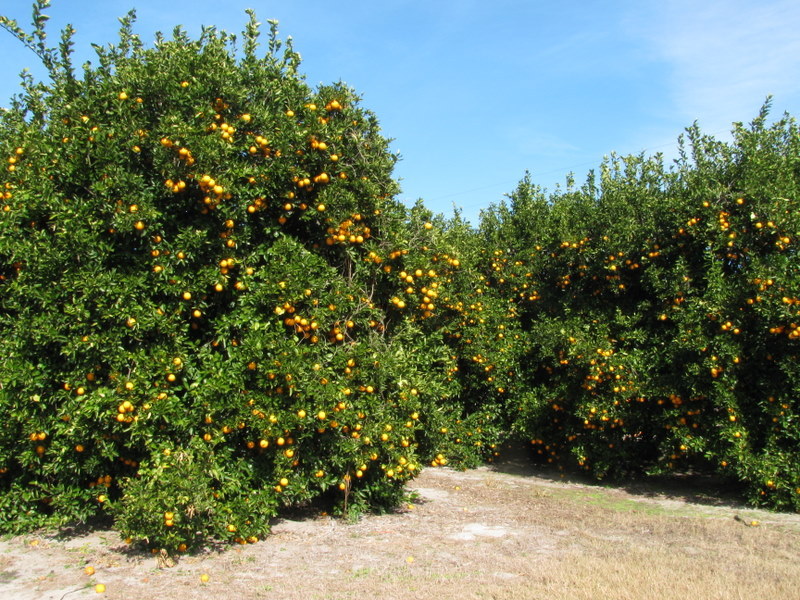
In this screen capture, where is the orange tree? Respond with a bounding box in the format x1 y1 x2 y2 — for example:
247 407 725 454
664 110 800 509
411 204 522 467
480 105 800 511
0 2 481 549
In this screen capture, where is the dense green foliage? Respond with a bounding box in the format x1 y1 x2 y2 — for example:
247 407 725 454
479 108 800 510
0 1 797 553
0 2 495 550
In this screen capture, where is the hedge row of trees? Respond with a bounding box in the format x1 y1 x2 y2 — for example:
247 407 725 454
475 108 800 511
0 2 797 551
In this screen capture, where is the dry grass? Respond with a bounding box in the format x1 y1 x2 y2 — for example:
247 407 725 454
1 448 798 600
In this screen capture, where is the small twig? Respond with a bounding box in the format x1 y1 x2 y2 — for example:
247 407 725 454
60 586 85 600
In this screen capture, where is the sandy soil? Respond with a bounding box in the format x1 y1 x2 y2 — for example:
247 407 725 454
1 448 799 600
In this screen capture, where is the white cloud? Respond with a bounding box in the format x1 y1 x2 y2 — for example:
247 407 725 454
625 0 800 132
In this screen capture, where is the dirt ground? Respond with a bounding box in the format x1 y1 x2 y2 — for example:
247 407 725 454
2 446 799 600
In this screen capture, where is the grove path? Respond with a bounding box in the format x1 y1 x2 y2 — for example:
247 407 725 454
1 450 798 600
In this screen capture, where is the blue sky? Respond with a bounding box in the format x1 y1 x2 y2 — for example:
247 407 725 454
2 0 799 225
